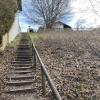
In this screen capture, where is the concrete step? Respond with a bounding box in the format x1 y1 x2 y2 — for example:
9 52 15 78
13 70 33 74
20 39 28 41
15 52 32 55
15 55 32 59
15 49 31 52
15 54 32 56
5 87 35 94
16 44 30 46
14 59 32 61
12 64 33 67
15 51 32 54
7 80 33 86
7 75 34 80
12 61 32 64
16 47 31 49
14 66 32 70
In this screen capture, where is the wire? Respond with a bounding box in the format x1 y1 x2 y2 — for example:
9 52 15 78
88 0 100 18
70 1 100 14
95 0 100 3
71 11 100 13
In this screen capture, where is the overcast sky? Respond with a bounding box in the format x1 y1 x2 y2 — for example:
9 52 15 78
19 0 100 31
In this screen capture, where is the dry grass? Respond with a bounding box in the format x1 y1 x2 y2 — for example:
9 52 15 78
36 30 100 100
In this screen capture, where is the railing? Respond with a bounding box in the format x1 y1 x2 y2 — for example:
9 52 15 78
28 33 62 100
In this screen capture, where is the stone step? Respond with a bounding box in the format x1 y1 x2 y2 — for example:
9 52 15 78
15 52 32 54
15 50 32 53
12 61 32 64
20 39 28 41
12 70 33 74
15 54 32 56
14 59 32 61
20 39 29 41
15 49 31 51
15 51 32 53
5 87 35 94
16 47 31 50
14 66 32 70
16 46 31 49
19 41 29 43
15 55 32 59
8 73 33 78
16 44 30 46
15 55 32 57
7 75 34 80
12 64 33 67
7 80 33 86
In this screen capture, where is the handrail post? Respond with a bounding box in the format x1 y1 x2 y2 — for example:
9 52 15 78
34 49 36 70
41 68 46 96
31 43 33 56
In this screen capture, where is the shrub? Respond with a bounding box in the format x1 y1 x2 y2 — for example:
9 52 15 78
0 0 17 35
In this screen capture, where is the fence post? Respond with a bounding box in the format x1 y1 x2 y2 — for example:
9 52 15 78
33 49 36 70
41 68 46 96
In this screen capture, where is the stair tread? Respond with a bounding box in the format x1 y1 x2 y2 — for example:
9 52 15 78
7 80 33 85
7 75 34 79
12 61 32 64
12 65 33 67
5 87 35 93
12 71 33 74
8 73 33 77
14 70 32 72
12 63 32 65
14 59 32 61
12 61 32 62
14 66 32 69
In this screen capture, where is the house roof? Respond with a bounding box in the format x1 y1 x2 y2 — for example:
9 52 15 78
55 20 70 25
55 21 72 28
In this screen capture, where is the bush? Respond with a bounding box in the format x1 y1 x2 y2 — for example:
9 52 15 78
0 0 17 35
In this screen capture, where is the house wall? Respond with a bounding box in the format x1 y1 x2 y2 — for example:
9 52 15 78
9 13 20 43
0 12 20 51
52 22 64 29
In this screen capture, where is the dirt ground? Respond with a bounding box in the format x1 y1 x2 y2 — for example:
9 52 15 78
0 47 14 100
36 30 100 100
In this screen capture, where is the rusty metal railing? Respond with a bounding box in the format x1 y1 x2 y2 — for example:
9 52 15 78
28 33 62 100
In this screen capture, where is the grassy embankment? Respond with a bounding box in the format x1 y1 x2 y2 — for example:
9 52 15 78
29 30 100 99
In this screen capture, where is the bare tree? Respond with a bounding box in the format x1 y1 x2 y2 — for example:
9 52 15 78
24 0 70 28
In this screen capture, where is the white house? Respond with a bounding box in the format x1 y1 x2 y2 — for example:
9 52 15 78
52 21 64 29
38 21 71 32
52 21 72 30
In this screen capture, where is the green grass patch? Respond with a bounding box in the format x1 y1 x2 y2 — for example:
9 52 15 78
29 32 39 41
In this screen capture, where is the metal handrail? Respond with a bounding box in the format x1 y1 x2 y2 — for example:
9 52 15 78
28 33 62 100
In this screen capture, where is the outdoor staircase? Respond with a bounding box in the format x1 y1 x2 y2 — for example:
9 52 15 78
4 33 37 99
